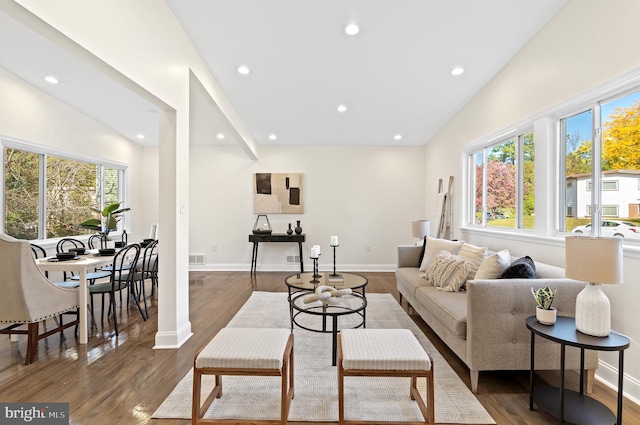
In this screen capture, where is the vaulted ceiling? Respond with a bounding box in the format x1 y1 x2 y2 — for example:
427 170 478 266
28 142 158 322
0 0 569 148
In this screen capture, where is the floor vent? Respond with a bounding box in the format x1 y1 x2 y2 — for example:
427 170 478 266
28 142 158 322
189 254 205 265
286 255 300 263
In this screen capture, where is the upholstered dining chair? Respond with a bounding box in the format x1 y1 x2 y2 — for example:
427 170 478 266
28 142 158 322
0 233 80 364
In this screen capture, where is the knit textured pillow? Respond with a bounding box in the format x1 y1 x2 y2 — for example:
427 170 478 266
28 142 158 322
425 250 472 292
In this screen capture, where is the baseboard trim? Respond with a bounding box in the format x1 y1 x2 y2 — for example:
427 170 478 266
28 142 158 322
153 321 193 349
189 263 396 272
596 358 640 406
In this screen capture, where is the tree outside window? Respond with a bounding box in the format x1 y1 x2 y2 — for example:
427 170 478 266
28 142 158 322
3 145 124 240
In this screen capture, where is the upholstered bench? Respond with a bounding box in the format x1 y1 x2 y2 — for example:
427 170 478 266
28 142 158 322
338 329 434 425
192 327 294 425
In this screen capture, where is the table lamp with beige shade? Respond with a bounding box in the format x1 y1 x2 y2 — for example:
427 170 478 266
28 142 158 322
565 236 623 337
412 220 430 245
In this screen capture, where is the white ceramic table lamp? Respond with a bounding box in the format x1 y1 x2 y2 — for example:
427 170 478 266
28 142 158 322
412 220 430 245
565 236 623 337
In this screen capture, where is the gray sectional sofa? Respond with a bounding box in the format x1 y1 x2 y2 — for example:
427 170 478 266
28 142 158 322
396 243 598 393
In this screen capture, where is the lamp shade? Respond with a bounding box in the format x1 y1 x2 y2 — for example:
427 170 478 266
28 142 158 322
412 220 430 239
565 236 623 284
566 235 623 337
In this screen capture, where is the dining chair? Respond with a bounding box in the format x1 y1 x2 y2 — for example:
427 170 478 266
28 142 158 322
89 244 142 336
0 233 80 364
87 234 104 250
130 240 158 318
30 243 79 288
56 238 85 253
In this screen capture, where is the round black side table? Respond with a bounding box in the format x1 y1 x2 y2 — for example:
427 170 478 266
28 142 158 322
526 315 630 425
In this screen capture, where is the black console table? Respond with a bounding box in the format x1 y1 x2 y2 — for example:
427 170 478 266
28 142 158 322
527 316 630 425
249 233 305 275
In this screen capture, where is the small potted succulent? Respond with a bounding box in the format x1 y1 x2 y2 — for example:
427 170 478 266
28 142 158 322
531 286 558 325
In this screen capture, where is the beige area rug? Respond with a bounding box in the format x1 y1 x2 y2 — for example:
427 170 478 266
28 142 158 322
153 291 495 424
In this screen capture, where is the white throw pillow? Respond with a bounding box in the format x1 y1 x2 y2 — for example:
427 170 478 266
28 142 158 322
419 237 465 271
458 243 488 281
425 250 471 292
474 249 511 279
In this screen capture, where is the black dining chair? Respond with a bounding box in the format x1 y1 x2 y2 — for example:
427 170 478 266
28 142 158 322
88 244 142 336
56 238 84 254
130 240 158 318
87 234 104 250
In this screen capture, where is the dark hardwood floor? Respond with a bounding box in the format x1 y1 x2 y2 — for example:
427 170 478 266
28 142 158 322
0 271 638 424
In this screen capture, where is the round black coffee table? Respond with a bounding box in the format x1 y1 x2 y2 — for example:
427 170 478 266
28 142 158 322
286 272 368 365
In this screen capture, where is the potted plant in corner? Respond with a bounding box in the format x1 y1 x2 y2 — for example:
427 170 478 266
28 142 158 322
78 202 130 249
531 286 558 325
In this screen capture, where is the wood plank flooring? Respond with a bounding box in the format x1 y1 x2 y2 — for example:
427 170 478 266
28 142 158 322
0 271 638 424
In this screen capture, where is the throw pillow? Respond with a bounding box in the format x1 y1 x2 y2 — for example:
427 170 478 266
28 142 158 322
417 236 427 267
419 237 465 271
475 249 511 279
501 256 537 279
425 250 471 292
458 243 488 281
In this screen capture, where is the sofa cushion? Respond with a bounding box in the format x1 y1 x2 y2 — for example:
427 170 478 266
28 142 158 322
501 256 537 279
419 237 464 271
426 250 471 292
475 249 511 279
415 285 467 339
395 267 429 299
458 243 488 281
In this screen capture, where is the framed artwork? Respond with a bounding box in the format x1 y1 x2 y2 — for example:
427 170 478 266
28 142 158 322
253 173 304 214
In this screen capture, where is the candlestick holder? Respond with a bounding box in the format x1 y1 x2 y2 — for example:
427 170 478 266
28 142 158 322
311 254 322 284
329 244 342 279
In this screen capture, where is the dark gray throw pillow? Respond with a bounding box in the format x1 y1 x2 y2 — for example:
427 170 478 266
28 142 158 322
418 236 427 267
501 256 537 279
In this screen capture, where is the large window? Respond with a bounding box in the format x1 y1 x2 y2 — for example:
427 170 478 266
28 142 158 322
561 89 640 237
3 143 126 240
469 130 534 229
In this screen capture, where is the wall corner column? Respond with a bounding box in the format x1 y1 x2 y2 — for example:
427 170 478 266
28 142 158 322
154 106 192 349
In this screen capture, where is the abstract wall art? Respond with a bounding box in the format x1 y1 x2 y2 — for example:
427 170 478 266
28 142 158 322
253 173 304 214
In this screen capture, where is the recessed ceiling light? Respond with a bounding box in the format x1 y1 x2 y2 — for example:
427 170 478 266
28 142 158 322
44 75 59 84
268 134 277 140
394 134 403 141
136 134 145 140
216 133 225 140
344 23 360 36
450 66 465 76
337 104 348 113
237 65 251 75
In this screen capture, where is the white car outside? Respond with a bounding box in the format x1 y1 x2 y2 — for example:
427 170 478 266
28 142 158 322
572 220 640 238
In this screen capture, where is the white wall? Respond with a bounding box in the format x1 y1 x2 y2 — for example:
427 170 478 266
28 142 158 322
189 144 426 271
423 0 640 401
0 67 145 238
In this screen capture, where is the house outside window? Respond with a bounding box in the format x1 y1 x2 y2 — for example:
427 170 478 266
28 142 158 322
561 88 640 237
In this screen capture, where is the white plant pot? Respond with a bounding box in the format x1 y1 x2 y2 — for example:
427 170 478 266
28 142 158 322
536 306 557 325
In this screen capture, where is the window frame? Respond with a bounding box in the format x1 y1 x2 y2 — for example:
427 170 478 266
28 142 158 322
466 128 534 230
1 137 128 241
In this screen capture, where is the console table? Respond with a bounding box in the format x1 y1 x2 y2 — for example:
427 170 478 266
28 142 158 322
527 316 630 425
249 233 305 275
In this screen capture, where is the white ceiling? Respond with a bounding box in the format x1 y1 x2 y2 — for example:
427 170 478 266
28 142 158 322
0 0 569 148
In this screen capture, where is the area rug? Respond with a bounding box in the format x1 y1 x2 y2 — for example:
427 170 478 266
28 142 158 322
153 291 495 424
